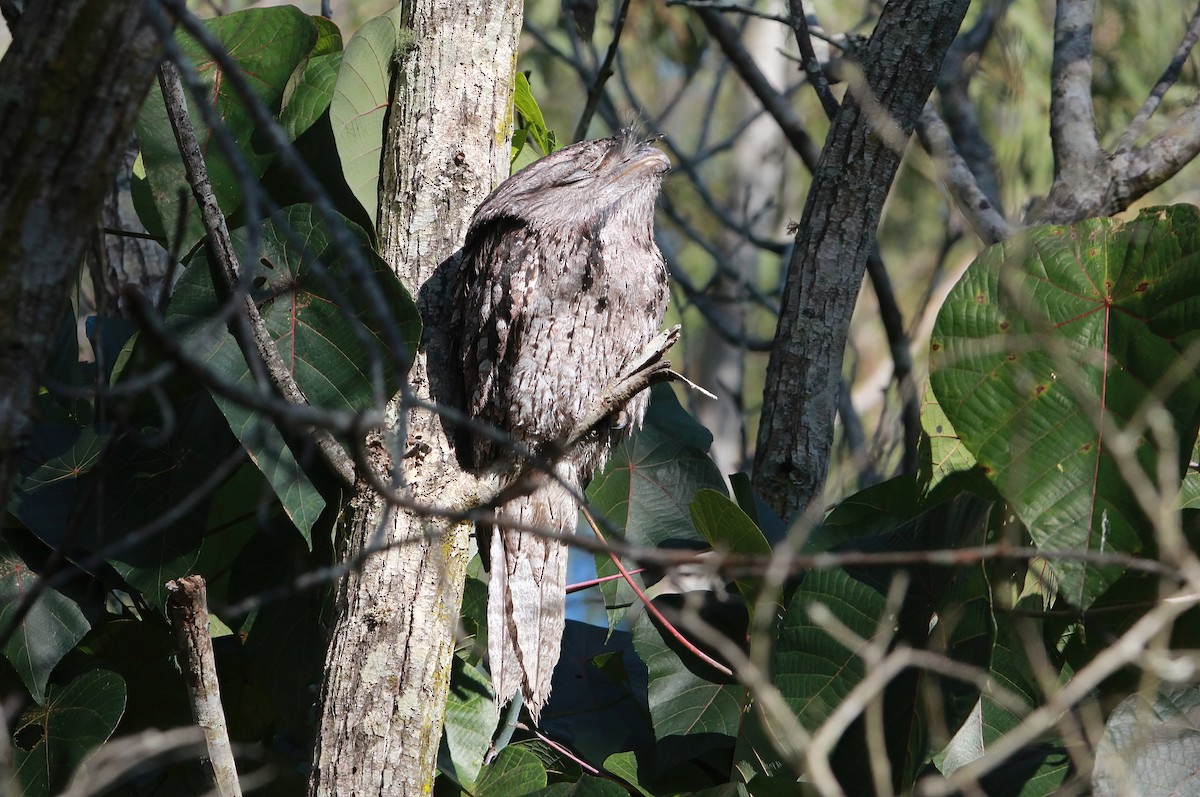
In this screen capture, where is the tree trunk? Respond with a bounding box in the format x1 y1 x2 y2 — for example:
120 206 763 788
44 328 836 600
0 0 162 511
308 3 522 795
752 0 970 518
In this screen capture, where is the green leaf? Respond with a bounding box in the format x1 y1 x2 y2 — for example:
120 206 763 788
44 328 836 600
279 50 343 141
439 653 497 790
0 541 90 705
772 568 885 731
12 670 127 796
168 204 418 542
532 775 628 797
919 379 977 492
588 387 725 626
92 394 231 606
137 6 318 251
1093 684 1200 796
512 72 558 163
475 745 548 797
602 751 654 797
937 598 1072 795
631 613 742 767
331 7 406 231
7 424 106 552
930 205 1200 609
690 488 770 599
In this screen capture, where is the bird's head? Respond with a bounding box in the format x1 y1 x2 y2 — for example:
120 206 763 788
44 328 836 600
468 129 670 235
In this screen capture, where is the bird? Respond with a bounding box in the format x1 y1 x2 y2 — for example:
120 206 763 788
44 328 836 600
452 129 671 722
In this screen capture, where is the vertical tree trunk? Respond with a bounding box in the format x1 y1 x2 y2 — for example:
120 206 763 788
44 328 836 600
751 0 969 518
308 3 522 795
0 0 162 509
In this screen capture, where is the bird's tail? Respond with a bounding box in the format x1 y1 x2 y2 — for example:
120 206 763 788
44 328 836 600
487 469 578 723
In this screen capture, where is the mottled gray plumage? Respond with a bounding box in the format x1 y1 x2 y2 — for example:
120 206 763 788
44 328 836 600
453 130 670 721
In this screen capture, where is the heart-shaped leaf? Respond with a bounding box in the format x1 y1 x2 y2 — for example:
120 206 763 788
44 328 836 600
12 670 127 796
930 205 1200 608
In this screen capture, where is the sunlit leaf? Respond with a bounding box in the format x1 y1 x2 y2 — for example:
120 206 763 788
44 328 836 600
931 205 1200 608
1093 684 1200 796
475 745 547 797
331 7 405 231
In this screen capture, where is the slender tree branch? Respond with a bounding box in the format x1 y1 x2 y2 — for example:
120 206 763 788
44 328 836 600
1048 0 1101 185
916 103 1014 244
695 7 822 171
786 0 839 118
155 61 357 485
936 0 1011 212
1119 101 1200 203
1114 1 1200 154
167 575 243 797
573 0 633 141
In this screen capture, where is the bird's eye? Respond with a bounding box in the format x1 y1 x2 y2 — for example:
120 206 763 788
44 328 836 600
559 169 592 185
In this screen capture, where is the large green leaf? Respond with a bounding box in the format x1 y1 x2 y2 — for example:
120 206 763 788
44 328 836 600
631 613 743 768
168 204 419 542
330 7 405 231
7 424 106 553
278 17 343 141
936 597 1072 795
439 652 497 790
12 670 127 796
1093 684 1200 796
690 489 771 600
532 776 628 797
772 568 885 731
0 541 90 705
587 387 726 626
930 205 1200 609
137 6 318 251
475 745 548 797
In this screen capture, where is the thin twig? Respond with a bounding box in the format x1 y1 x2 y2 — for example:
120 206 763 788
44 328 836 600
1114 1 1200 154
574 0 633 141
786 0 839 118
581 506 734 677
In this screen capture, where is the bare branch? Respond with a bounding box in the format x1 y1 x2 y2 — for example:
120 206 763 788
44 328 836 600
1118 101 1200 204
916 103 1014 244
155 61 357 485
786 0 839 118
936 0 1011 212
1048 0 1102 184
166 576 242 797
694 7 822 171
1114 1 1200 154
573 0 633 141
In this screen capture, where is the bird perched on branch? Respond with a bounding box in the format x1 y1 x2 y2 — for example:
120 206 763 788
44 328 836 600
453 129 671 721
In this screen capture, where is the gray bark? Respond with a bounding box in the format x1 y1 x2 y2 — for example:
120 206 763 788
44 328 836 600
752 0 970 518
0 0 162 513
308 3 523 795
